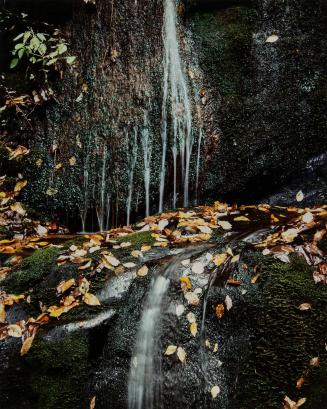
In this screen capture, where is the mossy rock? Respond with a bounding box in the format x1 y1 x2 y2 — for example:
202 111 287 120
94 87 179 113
3 246 60 293
25 333 90 409
233 252 327 409
116 230 155 248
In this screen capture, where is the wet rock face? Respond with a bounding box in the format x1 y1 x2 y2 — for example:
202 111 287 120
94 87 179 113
5 0 326 226
190 0 327 202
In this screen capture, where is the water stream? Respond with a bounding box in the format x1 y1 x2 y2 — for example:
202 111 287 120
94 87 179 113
159 0 193 212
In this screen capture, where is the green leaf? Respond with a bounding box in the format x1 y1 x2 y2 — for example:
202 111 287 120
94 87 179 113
57 43 68 55
23 31 32 44
14 43 24 50
18 48 25 59
13 33 24 41
10 58 19 69
66 56 76 65
36 33 47 41
38 43 47 56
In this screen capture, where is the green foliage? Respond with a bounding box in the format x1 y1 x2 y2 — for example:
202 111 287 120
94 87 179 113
10 28 76 76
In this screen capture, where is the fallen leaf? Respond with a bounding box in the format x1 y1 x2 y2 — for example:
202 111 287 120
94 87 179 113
266 34 279 43
14 179 27 192
296 376 305 389
296 190 304 202
57 278 76 294
165 345 177 355
177 346 186 363
302 212 313 224
20 335 35 356
0 303 6 322
141 244 151 252
234 216 250 222
231 254 240 263
215 303 225 319
211 385 220 399
298 303 312 311
69 156 77 166
180 276 191 292
83 293 101 306
176 304 185 317
137 265 148 277
190 322 197 337
310 357 319 367
218 221 232 230
251 273 260 284
213 253 228 267
7 324 23 338
123 262 136 269
90 396 96 409
103 254 120 267
281 228 299 243
186 312 196 323
184 291 200 305
226 279 241 286
225 295 233 311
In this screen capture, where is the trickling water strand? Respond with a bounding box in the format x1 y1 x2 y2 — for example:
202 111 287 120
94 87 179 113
126 129 138 225
142 112 152 217
195 128 203 204
128 275 170 409
159 0 193 212
96 144 108 232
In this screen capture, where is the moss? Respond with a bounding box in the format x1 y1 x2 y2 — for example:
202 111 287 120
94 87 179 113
233 252 327 408
4 246 60 293
25 333 89 409
116 230 155 248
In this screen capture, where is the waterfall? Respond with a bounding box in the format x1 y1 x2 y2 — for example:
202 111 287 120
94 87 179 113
126 129 139 226
128 275 170 409
142 113 152 217
96 144 108 232
159 0 193 212
195 128 203 203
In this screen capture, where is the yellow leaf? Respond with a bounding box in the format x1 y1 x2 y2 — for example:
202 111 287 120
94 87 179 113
54 163 63 170
10 202 26 215
281 228 298 243
211 385 220 399
83 293 101 306
213 253 228 267
297 398 307 407
14 179 27 192
164 345 177 355
177 346 186 363
0 303 6 323
7 324 23 338
103 254 120 267
231 254 240 263
180 276 191 292
251 273 260 284
137 265 148 277
20 335 35 356
141 244 151 252
69 156 77 166
35 158 43 166
296 190 304 202
131 250 142 257
190 322 197 337
57 278 76 294
186 312 196 323
233 216 249 222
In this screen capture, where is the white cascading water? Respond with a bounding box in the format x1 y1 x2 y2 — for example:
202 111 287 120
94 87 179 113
128 275 170 409
96 144 108 232
195 128 203 203
159 0 193 212
142 112 152 217
126 129 138 225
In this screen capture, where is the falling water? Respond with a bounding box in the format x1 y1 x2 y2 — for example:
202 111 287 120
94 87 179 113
142 113 152 217
96 144 108 232
128 246 211 409
159 0 193 212
126 129 139 225
128 275 170 409
195 128 203 203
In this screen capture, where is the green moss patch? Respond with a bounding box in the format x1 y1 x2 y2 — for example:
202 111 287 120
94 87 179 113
233 252 327 408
